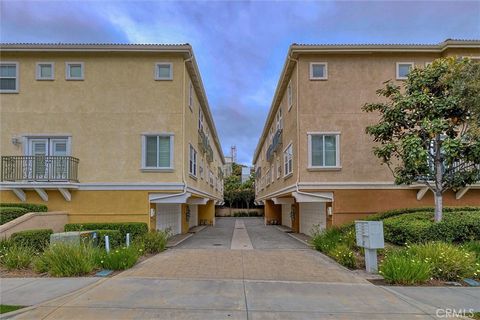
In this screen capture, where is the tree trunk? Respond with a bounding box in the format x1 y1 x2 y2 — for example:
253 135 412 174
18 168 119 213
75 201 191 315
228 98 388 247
434 134 444 223
434 192 443 222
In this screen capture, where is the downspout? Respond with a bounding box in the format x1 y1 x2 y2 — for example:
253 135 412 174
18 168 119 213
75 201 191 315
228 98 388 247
180 53 194 197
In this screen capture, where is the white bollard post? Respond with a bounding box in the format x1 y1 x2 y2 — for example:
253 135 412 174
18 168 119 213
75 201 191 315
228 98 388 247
126 233 130 247
105 235 110 253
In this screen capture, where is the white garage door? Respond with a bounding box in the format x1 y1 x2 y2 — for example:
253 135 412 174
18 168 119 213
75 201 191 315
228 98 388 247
156 204 181 235
281 204 292 228
188 205 198 229
299 203 326 236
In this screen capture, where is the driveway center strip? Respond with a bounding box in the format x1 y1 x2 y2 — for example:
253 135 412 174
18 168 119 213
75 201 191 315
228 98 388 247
230 219 253 250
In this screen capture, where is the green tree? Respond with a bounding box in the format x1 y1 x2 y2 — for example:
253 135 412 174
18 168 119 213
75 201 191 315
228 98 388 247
363 57 480 222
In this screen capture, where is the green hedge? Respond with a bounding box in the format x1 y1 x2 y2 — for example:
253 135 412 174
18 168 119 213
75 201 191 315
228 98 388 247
0 203 48 212
383 211 480 245
0 207 29 225
365 206 479 222
64 222 148 239
11 229 53 252
93 230 123 248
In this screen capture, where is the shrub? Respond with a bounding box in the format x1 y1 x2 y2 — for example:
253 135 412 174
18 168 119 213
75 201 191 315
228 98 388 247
0 207 29 225
328 244 356 269
311 228 344 253
383 211 480 245
11 229 53 252
36 243 100 277
137 230 169 254
65 222 148 239
93 230 123 249
366 206 479 222
0 244 35 270
407 242 478 281
0 203 48 212
379 250 432 285
97 246 140 270
462 241 480 264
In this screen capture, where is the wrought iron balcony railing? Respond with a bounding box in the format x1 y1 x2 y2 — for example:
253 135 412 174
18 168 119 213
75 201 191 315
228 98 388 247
1 156 79 182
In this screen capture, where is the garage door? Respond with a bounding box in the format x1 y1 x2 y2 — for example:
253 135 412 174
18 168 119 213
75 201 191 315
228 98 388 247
156 204 181 235
299 203 326 236
281 204 292 228
188 205 198 229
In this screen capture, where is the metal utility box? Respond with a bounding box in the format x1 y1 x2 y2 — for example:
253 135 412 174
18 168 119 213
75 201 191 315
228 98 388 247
50 231 96 246
355 221 384 249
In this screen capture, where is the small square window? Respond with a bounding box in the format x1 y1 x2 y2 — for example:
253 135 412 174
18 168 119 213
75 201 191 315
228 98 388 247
36 62 54 80
66 62 84 80
396 62 414 80
310 62 328 80
155 63 172 80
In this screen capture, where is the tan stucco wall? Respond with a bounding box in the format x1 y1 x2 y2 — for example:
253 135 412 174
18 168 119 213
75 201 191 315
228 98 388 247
0 211 68 239
0 51 224 202
198 200 215 225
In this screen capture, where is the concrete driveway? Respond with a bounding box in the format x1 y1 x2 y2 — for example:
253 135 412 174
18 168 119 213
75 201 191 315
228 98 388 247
6 218 479 319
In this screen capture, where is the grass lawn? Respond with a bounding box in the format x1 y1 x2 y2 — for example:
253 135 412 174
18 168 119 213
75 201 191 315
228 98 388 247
0 305 25 314
470 312 480 320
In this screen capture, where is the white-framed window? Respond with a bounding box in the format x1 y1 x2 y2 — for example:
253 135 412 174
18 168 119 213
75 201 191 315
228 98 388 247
0 62 19 93
266 168 270 186
283 143 293 177
141 134 174 170
189 82 194 111
36 62 54 80
308 133 341 168
66 62 84 80
198 108 204 131
310 62 328 80
155 62 173 80
189 144 197 177
276 156 281 179
287 81 293 109
275 107 283 131
396 62 414 80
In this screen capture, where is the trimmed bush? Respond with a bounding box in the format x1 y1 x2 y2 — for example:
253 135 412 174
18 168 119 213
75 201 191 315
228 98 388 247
137 230 169 254
94 230 123 249
0 207 29 225
366 206 479 222
380 250 432 285
407 242 477 281
64 222 148 239
329 244 356 269
36 243 100 277
11 229 53 252
383 211 480 245
0 203 48 212
96 246 141 270
0 244 35 270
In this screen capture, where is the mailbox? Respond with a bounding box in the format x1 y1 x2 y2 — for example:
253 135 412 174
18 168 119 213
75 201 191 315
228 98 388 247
355 221 384 249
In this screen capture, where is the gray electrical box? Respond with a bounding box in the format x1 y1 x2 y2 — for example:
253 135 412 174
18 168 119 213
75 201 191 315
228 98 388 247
50 231 96 246
355 221 384 249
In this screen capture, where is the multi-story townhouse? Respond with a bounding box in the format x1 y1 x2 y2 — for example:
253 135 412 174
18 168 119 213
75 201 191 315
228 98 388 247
253 39 480 236
0 43 224 236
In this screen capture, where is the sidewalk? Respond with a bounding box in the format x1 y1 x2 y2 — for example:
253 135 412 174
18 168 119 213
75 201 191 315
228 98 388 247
0 277 100 306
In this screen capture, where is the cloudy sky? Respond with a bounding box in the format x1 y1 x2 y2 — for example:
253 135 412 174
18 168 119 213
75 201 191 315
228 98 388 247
1 1 479 165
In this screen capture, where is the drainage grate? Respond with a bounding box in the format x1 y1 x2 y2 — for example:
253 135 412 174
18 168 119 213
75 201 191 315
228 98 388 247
213 243 223 246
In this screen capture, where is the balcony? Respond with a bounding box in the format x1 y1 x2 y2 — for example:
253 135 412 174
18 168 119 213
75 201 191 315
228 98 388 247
1 156 79 182
266 129 283 162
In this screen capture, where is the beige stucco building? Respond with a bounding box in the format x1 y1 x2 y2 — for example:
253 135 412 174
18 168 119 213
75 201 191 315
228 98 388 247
0 43 225 235
253 39 480 236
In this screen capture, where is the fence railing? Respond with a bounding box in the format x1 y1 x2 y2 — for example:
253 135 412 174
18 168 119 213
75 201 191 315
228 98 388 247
1 156 79 182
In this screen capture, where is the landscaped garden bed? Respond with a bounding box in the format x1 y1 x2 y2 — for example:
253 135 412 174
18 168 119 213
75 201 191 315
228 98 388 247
0 220 169 278
311 207 480 286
